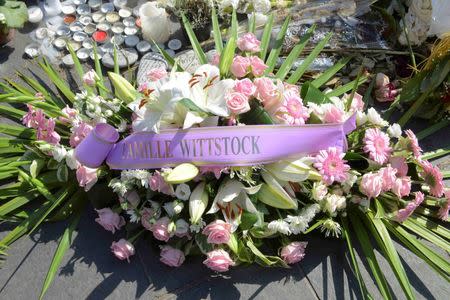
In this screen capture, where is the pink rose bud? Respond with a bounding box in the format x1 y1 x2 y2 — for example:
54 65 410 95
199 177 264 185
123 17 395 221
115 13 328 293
230 55 251 78
76 165 98 192
160 245 185 267
111 239 135 262
359 172 383 199
150 216 171 242
202 220 233 244
95 208 125 233
375 73 390 88
249 56 268 77
225 92 251 115
237 32 261 52
234 78 256 97
203 249 235 272
82 69 99 86
281 241 308 264
146 67 168 81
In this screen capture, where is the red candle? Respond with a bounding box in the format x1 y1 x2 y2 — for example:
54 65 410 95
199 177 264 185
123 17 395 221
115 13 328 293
92 30 108 43
64 14 76 25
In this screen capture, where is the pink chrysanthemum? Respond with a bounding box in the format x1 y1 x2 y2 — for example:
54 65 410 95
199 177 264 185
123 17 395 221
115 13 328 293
314 147 350 185
275 91 309 125
420 160 444 197
378 165 397 192
438 189 450 221
396 192 424 222
405 129 422 158
363 128 392 164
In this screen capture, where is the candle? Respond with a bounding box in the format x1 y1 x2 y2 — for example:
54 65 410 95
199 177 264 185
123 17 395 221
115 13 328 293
73 0 86 5
111 34 124 46
69 21 84 32
79 15 92 26
106 12 120 23
111 22 125 34
113 0 127 9
24 44 40 58
96 22 110 32
123 26 138 36
61 4 76 15
67 40 81 51
122 17 135 27
88 0 102 10
168 39 182 51
92 12 105 23
100 42 114 53
136 40 151 54
100 3 115 14
35 28 48 40
84 23 96 35
124 35 139 47
73 31 88 42
77 4 91 15
77 48 91 61
44 0 63 17
28 6 44 23
119 8 132 18
46 16 64 32
92 30 108 43
56 25 71 36
53 37 67 50
62 54 75 67
63 14 76 25
90 47 105 60
83 38 94 49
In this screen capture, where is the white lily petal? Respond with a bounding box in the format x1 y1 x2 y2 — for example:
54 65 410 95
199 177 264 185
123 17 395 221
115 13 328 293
243 184 263 195
183 111 206 129
215 179 245 203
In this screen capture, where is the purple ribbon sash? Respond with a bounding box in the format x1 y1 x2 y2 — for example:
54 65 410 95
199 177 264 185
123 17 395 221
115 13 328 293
75 115 356 170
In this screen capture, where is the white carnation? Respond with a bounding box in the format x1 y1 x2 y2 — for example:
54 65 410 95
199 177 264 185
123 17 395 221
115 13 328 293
387 123 402 138
312 181 328 201
252 0 271 13
163 201 184 216
367 108 388 127
175 183 191 201
323 194 346 215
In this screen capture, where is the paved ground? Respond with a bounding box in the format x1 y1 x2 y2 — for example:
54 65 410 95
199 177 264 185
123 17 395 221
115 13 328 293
0 23 449 300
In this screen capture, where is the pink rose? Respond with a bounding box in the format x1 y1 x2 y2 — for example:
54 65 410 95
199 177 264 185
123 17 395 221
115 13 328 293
209 52 220 66
147 67 167 81
281 241 308 264
111 239 135 262
140 207 154 230
59 106 78 125
359 172 383 199
237 32 261 52
149 171 173 195
230 55 250 78
250 56 268 77
234 78 256 97
151 217 171 242
225 92 250 115
119 190 140 208
392 176 411 198
378 165 397 192
203 249 235 272
95 208 125 233
70 122 93 147
202 220 232 244
160 245 185 267
82 69 99 86
390 156 408 177
254 77 280 111
76 165 98 192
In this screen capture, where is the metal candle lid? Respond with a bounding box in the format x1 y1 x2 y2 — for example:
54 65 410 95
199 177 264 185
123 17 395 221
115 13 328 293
100 3 115 14
82 38 94 49
69 21 84 32
96 22 110 32
88 0 102 10
67 40 82 51
56 25 71 36
84 23 96 35
118 7 132 18
111 34 124 46
113 0 127 9
53 37 67 50
62 54 75 66
73 31 88 42
77 48 91 61
73 0 87 5
106 12 120 23
35 28 48 40
79 15 92 26
136 40 151 54
123 26 138 36
24 43 41 58
168 39 182 51
165 49 176 57
124 35 139 47
122 16 135 27
77 4 91 15
92 12 105 23
100 42 115 53
28 6 44 23
90 47 105 60
111 22 124 34
61 4 76 15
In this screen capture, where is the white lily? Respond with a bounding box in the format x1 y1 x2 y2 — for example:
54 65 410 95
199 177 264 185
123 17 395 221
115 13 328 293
265 156 315 182
189 182 209 224
207 178 261 231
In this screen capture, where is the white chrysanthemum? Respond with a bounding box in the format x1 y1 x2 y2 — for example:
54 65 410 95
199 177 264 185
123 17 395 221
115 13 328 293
190 218 206 233
109 179 128 196
312 181 328 201
285 215 308 234
121 170 150 187
268 219 291 235
65 149 79 170
323 194 346 215
51 145 67 162
321 219 342 238
117 120 128 132
175 183 191 201
367 108 388 127
127 209 140 223
387 123 402 138
343 172 358 193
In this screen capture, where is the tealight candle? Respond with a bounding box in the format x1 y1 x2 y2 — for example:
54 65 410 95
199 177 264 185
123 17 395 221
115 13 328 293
92 30 108 43
61 4 76 15
63 14 76 25
111 22 124 34
77 4 91 15
77 48 91 61
73 0 86 5
111 34 124 46
24 44 40 58
90 47 105 60
53 37 67 50
56 25 71 36
84 23 96 35
28 6 44 23
79 15 92 26
62 54 75 67
92 12 105 23
44 0 62 17
119 7 132 18
96 22 110 32
73 31 88 42
168 39 182 51
83 38 94 49
100 3 114 14
35 28 48 40
136 40 151 54
165 49 175 57
124 35 139 47
69 21 84 32
123 26 138 36
122 17 135 27
100 42 114 53
106 12 120 23
113 0 127 9
88 0 101 10
67 40 82 51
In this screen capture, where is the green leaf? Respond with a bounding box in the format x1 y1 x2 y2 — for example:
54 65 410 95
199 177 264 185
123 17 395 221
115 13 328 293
153 42 184 72
39 213 81 300
420 56 450 92
248 12 256 34
349 214 392 299
38 59 76 102
227 232 239 255
219 36 236 77
265 16 291 75
48 190 87 221
416 119 450 140
246 240 288 268
56 164 69 182
420 148 450 161
178 98 208 114
259 14 274 61
181 13 207 65
0 191 40 217
311 56 351 88
67 43 92 94
240 211 258 230
30 159 45 178
401 218 450 251
287 32 332 84
341 217 373 300
300 82 331 104
113 46 120 74
195 233 213 255
211 5 223 53
326 76 368 98
0 104 25 122
276 25 316 81
0 0 28 28
398 88 432 127
92 42 107 98
410 214 450 239
399 71 427 103
0 123 34 139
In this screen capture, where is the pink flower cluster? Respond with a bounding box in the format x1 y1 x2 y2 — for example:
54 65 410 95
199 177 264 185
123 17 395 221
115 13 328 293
22 105 61 145
274 89 309 125
363 128 392 164
76 165 98 192
70 122 93 147
237 33 261 53
230 55 267 78
202 220 232 244
95 208 125 233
